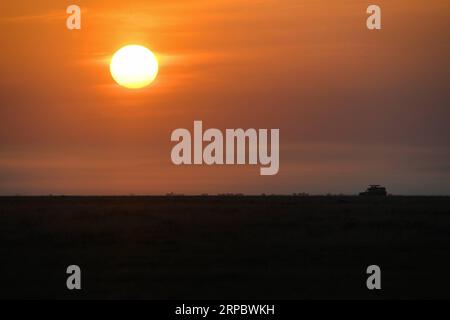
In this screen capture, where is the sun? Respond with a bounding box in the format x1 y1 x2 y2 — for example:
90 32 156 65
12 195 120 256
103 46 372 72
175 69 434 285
110 45 159 89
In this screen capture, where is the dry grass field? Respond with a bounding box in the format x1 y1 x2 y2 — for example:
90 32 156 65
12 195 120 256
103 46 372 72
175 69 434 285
1 196 450 299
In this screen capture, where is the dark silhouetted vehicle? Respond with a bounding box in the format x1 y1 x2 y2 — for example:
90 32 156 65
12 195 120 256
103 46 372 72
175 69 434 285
359 185 387 196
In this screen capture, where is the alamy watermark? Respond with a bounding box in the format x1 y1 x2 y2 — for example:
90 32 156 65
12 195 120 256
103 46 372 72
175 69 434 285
170 121 280 176
366 265 382 290
66 5 81 30
66 4 381 31
66 265 81 290
367 5 382 30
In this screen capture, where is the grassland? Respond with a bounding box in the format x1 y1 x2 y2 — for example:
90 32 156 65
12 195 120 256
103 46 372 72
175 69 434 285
1 196 450 299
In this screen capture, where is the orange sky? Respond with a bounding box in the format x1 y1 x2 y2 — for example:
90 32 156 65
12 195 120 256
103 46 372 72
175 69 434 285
0 0 449 195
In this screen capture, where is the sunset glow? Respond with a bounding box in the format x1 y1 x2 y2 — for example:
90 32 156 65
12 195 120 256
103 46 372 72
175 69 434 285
0 0 449 195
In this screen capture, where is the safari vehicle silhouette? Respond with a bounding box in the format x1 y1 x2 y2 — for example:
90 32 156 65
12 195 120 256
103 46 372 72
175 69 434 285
359 185 387 196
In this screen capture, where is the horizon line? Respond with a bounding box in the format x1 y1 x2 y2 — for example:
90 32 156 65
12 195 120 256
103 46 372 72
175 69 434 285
1 194 450 197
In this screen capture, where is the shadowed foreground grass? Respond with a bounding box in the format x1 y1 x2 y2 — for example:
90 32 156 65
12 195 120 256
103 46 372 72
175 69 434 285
1 196 450 299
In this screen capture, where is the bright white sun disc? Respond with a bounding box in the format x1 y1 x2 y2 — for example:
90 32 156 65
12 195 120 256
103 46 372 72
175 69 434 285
110 45 159 89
